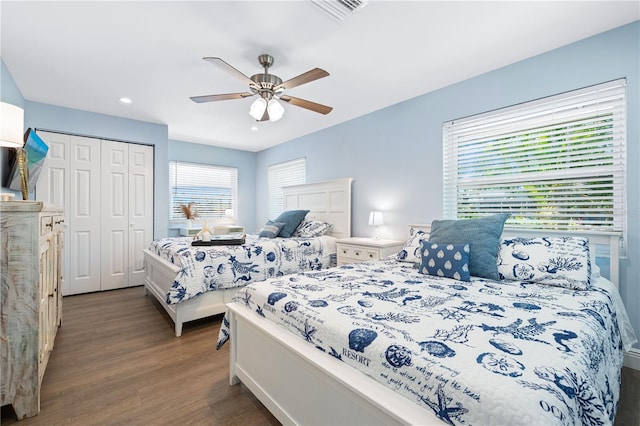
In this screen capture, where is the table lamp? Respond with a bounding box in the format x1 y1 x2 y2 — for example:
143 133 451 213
368 211 384 240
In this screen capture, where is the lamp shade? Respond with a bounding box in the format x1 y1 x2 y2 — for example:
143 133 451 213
267 99 284 122
0 102 24 148
368 211 384 226
249 98 267 120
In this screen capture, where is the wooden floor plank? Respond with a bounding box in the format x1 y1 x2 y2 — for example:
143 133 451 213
1 286 278 426
2 286 638 425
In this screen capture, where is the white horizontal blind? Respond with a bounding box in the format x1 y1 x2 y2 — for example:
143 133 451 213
443 79 626 235
169 161 238 223
268 158 306 219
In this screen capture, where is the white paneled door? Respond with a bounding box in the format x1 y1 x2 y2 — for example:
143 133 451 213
101 141 153 290
36 132 101 295
127 143 154 286
36 132 154 295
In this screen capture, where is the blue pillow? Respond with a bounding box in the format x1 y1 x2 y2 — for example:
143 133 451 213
429 213 509 280
259 220 285 238
419 241 471 282
274 210 309 237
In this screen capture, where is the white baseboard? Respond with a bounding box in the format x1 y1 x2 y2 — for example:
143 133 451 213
623 348 640 370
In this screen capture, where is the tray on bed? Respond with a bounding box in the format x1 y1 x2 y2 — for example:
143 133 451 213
191 233 245 246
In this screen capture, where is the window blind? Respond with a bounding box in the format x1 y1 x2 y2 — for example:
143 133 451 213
443 79 626 235
268 158 306 219
169 161 238 223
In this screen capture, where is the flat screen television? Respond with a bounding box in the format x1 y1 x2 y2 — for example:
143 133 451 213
7 128 49 193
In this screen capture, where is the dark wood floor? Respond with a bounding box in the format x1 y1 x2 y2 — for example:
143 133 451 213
1 286 279 426
2 286 639 425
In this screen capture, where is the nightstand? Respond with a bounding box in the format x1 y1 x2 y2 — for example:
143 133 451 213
336 237 404 266
180 226 202 236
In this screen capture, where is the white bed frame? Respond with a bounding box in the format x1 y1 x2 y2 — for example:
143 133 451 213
226 227 621 425
143 178 353 337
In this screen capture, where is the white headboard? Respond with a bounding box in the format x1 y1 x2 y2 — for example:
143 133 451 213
283 178 353 239
409 224 621 287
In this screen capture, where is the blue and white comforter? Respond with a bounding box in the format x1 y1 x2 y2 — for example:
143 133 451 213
149 234 336 304
217 257 636 425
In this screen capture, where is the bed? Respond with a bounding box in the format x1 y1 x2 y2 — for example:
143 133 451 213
217 220 637 425
143 178 352 336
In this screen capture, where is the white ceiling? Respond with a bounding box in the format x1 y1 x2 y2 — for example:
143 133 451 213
1 1 638 152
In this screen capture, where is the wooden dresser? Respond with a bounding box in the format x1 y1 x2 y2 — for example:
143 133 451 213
0 201 64 419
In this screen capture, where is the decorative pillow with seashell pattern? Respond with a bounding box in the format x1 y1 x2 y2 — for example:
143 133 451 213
498 236 591 290
419 240 471 282
397 227 430 264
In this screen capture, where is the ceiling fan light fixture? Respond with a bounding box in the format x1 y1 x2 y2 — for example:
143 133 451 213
267 99 284 122
249 98 267 120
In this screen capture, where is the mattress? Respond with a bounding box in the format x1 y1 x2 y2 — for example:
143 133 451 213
217 257 636 425
148 234 336 304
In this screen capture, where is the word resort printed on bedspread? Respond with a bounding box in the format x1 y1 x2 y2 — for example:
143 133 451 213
217 257 636 426
149 234 335 304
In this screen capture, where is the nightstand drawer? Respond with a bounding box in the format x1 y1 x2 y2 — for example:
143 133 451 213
338 246 378 261
336 237 404 266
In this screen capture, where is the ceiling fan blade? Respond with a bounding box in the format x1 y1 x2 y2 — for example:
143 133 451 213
203 57 256 87
279 95 333 115
190 92 254 103
275 68 329 91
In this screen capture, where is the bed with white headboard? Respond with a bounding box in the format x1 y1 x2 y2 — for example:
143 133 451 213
143 178 352 336
218 223 635 425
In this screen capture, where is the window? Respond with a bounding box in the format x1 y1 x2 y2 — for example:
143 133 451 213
169 161 238 224
268 158 306 219
443 79 626 238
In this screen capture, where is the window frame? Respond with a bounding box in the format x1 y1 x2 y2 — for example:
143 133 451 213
442 79 627 243
169 160 238 227
267 157 306 219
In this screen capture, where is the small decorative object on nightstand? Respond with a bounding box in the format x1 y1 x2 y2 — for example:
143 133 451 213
336 237 404 266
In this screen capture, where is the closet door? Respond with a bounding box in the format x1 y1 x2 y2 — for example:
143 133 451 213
127 143 154 286
35 131 69 294
101 141 130 290
35 132 101 295
101 141 154 290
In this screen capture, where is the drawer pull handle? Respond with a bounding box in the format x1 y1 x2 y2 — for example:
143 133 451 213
369 253 374 258
355 251 360 256
342 250 347 254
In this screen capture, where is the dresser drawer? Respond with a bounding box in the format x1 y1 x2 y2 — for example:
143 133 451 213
40 215 54 236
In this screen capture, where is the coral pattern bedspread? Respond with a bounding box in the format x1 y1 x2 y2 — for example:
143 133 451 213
217 257 635 426
149 234 336 304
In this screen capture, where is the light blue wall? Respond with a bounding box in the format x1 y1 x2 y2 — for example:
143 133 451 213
1 59 24 107
21 101 171 239
1 57 257 240
167 140 257 236
256 21 640 348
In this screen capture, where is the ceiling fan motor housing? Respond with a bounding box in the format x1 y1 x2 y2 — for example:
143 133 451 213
250 73 283 98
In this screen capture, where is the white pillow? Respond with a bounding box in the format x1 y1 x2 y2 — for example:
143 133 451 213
292 219 332 238
396 227 430 264
498 236 591 290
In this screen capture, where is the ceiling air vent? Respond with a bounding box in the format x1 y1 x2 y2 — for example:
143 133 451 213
311 0 369 22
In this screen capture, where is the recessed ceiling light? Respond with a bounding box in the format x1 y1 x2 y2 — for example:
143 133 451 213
119 97 132 104
251 126 258 131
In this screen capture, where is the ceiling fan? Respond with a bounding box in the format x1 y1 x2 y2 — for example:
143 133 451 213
190 54 333 122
